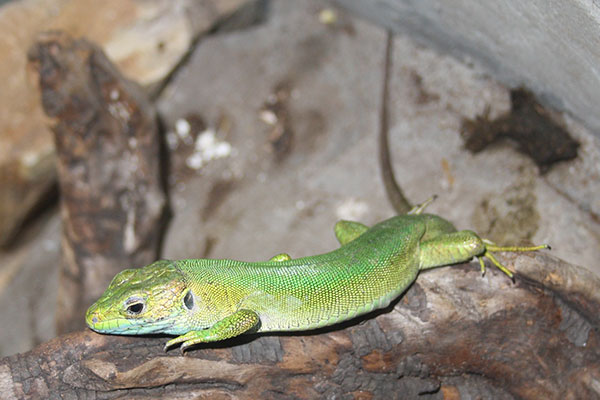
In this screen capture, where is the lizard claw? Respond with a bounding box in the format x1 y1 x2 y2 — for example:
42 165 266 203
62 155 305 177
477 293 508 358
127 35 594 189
164 332 194 352
180 341 195 353
164 340 178 352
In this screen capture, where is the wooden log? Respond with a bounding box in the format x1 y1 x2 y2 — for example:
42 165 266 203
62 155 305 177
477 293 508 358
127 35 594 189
1 253 598 399
27 31 167 334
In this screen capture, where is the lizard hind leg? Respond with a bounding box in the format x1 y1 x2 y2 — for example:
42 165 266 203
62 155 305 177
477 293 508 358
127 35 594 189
479 241 550 278
418 230 549 279
335 220 369 245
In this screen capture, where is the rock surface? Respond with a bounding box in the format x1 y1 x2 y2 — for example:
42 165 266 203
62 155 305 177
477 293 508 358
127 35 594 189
336 0 600 139
0 211 60 356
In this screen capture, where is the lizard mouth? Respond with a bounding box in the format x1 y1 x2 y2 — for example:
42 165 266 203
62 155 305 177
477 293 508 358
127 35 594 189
87 316 174 334
86 305 177 335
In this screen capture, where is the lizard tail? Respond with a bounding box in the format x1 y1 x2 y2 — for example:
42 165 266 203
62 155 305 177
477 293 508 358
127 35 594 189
379 31 412 214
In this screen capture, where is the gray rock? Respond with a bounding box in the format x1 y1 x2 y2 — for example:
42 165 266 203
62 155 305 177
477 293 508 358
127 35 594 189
336 0 600 138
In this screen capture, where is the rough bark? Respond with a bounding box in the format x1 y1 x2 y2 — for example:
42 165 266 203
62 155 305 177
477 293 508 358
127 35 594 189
27 32 166 334
1 253 598 399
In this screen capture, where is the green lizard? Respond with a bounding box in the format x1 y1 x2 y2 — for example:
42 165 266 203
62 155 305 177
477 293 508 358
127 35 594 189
85 33 549 352
86 210 547 352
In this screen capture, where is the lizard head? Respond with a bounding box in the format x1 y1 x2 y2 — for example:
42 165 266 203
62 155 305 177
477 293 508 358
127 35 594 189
86 260 193 335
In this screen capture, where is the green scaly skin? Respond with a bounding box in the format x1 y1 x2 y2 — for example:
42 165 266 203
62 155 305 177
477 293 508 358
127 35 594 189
86 212 548 352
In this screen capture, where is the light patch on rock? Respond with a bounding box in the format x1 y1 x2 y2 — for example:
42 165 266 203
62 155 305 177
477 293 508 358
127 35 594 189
259 109 278 125
21 151 40 168
318 8 337 25
186 129 233 170
107 101 131 123
175 118 193 145
109 89 120 101
42 238 59 253
123 208 137 253
336 198 369 221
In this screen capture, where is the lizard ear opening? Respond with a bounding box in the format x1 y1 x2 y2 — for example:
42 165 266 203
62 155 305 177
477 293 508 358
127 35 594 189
183 289 194 310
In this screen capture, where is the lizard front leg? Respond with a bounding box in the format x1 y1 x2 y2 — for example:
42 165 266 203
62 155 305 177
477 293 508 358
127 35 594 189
164 309 260 352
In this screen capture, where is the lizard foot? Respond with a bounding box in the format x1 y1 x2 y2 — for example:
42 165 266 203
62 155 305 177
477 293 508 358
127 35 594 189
478 240 550 279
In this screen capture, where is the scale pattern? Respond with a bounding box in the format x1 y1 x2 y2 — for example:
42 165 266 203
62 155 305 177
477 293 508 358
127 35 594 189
177 215 431 332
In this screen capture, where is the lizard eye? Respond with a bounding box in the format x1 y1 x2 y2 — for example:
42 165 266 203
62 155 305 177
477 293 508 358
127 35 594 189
183 290 194 310
125 297 145 315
